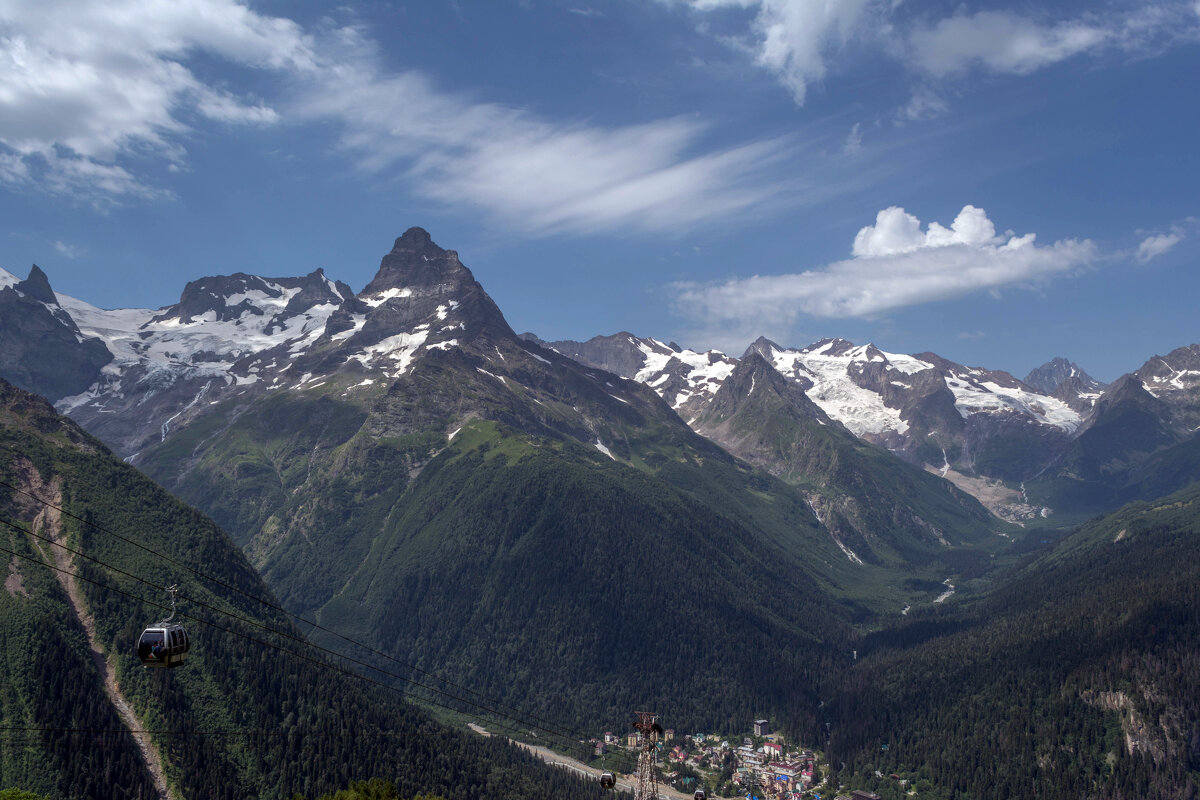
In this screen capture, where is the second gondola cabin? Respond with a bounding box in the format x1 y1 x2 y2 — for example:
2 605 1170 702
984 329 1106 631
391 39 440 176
138 623 189 668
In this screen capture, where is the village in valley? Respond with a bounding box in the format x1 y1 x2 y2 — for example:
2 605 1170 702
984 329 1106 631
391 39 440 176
588 718 883 800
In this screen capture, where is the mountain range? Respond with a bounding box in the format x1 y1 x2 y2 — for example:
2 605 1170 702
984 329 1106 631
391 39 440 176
2 228 1199 798
531 330 1200 521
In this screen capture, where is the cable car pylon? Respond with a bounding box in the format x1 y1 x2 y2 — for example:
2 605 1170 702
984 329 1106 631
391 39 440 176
632 710 663 800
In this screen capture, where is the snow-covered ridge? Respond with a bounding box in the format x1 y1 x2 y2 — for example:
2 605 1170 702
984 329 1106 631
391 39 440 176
59 289 340 376
52 268 474 421
944 370 1081 431
620 334 1085 445
631 338 736 410
0 266 19 290
767 341 912 436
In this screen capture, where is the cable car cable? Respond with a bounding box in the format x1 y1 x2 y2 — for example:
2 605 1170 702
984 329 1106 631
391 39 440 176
0 528 582 750
0 530 569 747
0 538 561 749
0 478 581 739
0 724 459 739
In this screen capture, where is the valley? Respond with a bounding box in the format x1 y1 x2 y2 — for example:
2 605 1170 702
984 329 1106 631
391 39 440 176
1 229 1198 799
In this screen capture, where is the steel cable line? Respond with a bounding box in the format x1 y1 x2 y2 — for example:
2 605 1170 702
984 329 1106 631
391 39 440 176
0 513 577 742
0 725 424 738
0 537 571 752
0 477 583 741
0 527 581 752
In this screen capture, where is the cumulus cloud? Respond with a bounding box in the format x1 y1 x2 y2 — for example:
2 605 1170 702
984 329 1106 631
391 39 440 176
673 205 1097 331
1136 231 1183 263
852 205 1002 256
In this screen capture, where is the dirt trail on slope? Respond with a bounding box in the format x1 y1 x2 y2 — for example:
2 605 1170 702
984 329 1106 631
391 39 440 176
15 460 175 800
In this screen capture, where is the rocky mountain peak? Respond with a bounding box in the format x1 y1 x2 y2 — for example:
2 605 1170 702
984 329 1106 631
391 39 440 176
392 226 434 251
18 264 58 305
0 265 111 402
744 336 783 359
363 228 468 297
804 337 859 357
1025 357 1105 395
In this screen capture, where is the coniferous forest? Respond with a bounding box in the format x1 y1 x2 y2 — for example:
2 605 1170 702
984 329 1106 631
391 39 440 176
0 381 608 800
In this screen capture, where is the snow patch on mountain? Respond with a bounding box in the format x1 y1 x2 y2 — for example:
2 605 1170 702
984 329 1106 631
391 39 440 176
946 373 1081 431
632 338 736 410
58 288 340 374
1141 368 1200 397
364 287 413 307
347 329 430 377
766 342 913 436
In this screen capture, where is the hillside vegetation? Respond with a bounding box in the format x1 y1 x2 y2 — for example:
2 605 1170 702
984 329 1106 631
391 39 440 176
0 379 609 800
828 482 1200 800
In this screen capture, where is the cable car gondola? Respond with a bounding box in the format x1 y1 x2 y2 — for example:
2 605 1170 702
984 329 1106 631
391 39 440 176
599 772 615 789
138 585 189 669
694 791 707 800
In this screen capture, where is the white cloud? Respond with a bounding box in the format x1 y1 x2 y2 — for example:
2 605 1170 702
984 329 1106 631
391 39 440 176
669 2 1200 112
669 0 874 105
0 0 790 232
907 5 1200 78
673 205 1097 331
909 11 1109 77
852 205 1001 256
293 30 792 236
0 0 307 201
897 86 949 122
52 240 84 259
1136 231 1183 263
843 122 863 155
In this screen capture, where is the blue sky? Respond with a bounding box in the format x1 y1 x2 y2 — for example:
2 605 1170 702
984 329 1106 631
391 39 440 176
1 0 1198 381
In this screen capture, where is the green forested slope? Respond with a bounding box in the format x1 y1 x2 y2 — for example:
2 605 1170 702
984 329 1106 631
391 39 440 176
314 417 850 736
133 334 880 737
0 380 610 800
827 482 1200 800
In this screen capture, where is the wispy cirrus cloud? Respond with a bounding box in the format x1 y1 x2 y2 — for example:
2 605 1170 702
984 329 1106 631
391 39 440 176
52 240 84 259
906 4 1200 79
672 205 1097 347
0 0 792 233
1137 232 1183 263
668 1 1200 110
907 12 1109 78
298 59 790 235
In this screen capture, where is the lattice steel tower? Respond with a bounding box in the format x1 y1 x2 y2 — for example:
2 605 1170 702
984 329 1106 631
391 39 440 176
632 711 663 800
